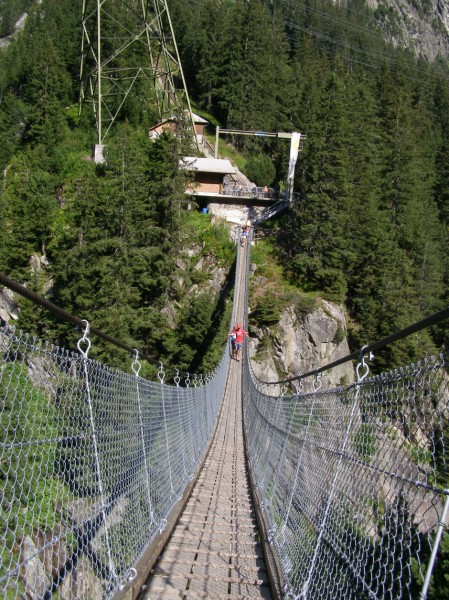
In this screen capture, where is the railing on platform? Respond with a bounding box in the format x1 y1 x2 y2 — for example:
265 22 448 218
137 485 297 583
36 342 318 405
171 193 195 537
241 235 449 600
222 184 299 203
252 199 290 226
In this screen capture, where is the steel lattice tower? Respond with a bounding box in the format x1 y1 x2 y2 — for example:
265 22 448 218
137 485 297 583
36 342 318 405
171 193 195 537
79 0 196 158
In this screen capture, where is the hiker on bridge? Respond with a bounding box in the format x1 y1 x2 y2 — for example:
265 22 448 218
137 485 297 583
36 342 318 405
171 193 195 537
240 226 249 247
229 324 248 361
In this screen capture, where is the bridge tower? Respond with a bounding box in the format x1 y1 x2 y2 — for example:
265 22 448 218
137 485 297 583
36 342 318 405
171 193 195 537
79 0 196 162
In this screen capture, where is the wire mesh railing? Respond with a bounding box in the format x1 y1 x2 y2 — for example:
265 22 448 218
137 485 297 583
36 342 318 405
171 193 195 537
2 231 448 600
243 353 449 599
0 322 230 599
241 234 449 599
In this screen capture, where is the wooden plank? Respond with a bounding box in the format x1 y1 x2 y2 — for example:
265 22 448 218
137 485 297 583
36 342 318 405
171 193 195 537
137 244 273 600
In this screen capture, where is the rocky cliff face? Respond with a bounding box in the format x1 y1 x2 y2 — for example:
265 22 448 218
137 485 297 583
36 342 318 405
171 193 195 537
0 287 19 323
249 299 355 394
0 0 42 48
366 0 449 60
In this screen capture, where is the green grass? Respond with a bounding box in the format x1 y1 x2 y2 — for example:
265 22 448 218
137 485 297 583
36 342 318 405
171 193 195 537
354 423 377 462
249 238 318 321
203 132 248 171
0 361 76 596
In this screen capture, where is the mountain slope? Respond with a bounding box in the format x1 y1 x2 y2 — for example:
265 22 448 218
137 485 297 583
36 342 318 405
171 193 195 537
367 0 449 60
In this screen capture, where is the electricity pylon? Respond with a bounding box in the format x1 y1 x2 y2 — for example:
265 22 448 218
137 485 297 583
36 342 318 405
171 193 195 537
79 0 196 161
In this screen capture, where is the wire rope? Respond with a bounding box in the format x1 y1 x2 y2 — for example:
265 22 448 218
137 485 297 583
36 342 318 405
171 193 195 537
174 0 449 82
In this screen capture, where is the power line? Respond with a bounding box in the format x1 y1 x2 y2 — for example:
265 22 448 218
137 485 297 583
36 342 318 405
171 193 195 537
176 0 448 81
282 17 446 81
284 0 389 44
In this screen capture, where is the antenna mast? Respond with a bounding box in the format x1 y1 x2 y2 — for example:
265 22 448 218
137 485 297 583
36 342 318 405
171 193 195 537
79 0 196 161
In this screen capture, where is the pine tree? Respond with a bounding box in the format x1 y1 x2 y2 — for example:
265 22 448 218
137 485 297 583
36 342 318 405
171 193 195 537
376 64 444 320
1 146 57 277
289 70 352 301
0 91 27 169
193 0 227 114
223 0 290 134
47 126 188 365
22 32 71 146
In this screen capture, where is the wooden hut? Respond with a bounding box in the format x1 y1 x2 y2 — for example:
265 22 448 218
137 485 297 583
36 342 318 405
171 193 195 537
181 157 236 195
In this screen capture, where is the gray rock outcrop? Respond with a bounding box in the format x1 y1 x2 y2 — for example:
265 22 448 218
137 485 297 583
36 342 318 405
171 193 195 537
249 299 355 393
0 287 19 322
366 0 449 60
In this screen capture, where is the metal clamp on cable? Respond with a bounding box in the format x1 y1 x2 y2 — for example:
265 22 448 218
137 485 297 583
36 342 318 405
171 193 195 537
76 319 91 358
131 349 141 376
158 361 165 384
356 346 373 383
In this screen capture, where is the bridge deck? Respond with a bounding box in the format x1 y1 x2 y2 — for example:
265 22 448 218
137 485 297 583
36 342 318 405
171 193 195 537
139 243 272 600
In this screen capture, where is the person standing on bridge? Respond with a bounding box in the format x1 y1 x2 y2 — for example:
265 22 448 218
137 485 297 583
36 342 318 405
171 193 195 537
229 327 237 359
230 324 248 361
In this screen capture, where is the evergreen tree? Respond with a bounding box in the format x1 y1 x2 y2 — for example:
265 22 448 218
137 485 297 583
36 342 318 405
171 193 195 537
1 146 57 277
244 154 276 186
223 0 290 135
433 78 449 225
431 76 449 348
0 91 27 169
0 3 15 38
23 32 71 146
376 64 444 321
192 0 227 114
289 70 352 301
48 127 188 365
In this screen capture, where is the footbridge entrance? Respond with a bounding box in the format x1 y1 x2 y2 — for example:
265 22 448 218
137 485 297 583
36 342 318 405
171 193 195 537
139 241 273 599
0 239 448 600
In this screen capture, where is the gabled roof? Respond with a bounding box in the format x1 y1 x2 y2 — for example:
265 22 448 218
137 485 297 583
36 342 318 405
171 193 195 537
190 112 208 124
180 157 236 175
148 120 173 132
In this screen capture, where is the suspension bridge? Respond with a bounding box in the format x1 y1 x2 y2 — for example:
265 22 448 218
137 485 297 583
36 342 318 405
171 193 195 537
1 0 448 597
0 233 448 600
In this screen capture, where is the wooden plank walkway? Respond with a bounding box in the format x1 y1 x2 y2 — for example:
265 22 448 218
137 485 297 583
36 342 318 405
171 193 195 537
139 242 272 600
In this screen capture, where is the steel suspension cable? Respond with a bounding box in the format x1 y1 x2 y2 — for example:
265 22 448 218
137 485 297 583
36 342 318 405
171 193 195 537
255 304 449 387
0 272 162 366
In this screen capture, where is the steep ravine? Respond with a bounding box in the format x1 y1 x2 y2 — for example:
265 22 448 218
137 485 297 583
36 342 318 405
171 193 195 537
0 247 355 388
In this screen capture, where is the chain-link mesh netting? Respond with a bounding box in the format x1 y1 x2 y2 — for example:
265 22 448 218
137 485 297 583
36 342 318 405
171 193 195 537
242 352 449 599
0 324 229 599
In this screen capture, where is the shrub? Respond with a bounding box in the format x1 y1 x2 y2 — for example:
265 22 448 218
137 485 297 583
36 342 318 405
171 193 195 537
251 294 281 326
244 154 276 187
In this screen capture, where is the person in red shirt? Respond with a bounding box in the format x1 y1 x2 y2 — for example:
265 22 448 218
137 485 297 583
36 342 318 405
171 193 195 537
230 324 248 361
229 327 237 359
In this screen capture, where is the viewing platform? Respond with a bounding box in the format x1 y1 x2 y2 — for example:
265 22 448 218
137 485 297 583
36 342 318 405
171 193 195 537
185 186 297 204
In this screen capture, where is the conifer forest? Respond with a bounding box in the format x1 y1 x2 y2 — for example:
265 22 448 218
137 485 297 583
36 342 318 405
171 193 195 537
1 1 449 597
0 0 448 373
